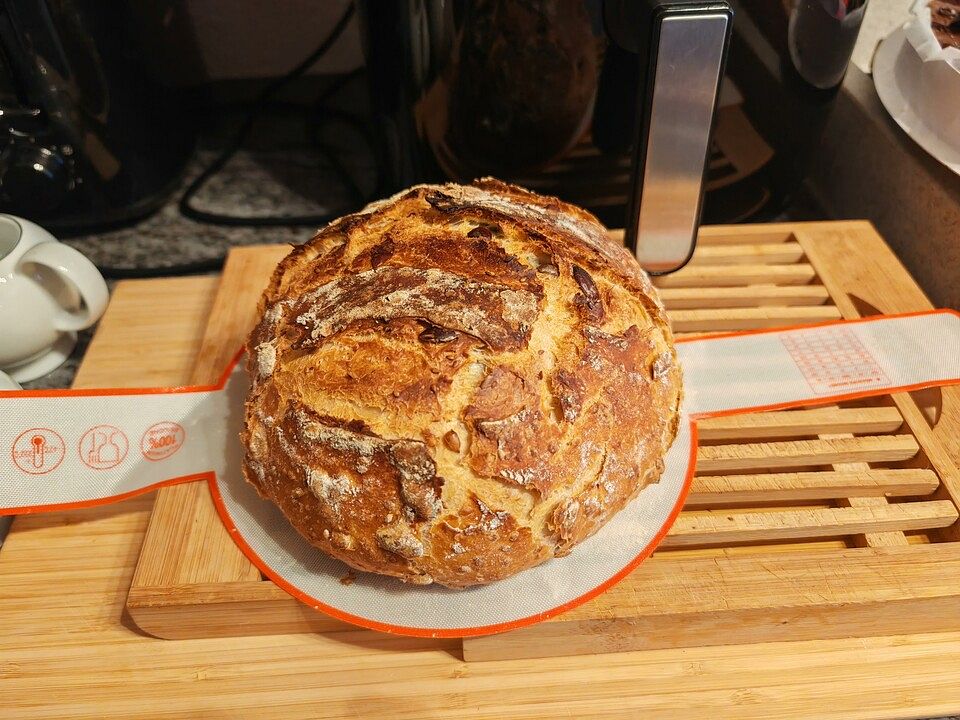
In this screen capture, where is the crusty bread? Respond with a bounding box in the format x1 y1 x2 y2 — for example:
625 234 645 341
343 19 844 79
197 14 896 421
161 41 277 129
242 179 682 587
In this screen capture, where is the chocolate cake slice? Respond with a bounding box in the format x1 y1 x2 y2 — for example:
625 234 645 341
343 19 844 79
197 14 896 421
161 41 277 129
930 0 960 49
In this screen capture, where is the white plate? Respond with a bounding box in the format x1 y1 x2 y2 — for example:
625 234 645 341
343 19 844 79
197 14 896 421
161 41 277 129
873 26 960 175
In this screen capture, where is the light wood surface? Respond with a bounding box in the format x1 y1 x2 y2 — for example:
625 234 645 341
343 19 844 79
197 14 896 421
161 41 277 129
695 434 920 472
685 468 940 505
120 222 960 669
696 406 904 440
662 500 957 547
653 264 817 287
472 221 960 660
658 284 832 309
132 246 288 593
5 237 960 717
669 305 843 331
686 242 806 265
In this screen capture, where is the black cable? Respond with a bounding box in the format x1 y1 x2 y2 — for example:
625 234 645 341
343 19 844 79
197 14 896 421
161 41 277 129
102 258 226 278
178 2 366 229
102 3 371 278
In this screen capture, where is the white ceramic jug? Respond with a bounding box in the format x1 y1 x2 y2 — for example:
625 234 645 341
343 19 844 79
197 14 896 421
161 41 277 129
0 369 21 390
0 214 108 382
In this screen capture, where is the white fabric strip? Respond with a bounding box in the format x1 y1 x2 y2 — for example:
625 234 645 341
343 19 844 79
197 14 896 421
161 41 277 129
679 311 960 415
0 370 247 511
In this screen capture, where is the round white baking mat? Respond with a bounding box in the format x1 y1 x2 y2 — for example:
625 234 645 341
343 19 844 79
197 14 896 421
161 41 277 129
212 406 694 637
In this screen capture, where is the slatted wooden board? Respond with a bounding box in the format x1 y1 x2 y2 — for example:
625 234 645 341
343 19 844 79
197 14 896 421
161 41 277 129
125 221 960 660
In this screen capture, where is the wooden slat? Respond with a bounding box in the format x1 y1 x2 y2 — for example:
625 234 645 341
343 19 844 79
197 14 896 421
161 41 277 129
797 226 960 543
653 264 817 288
606 226 798 246
823 429 910 548
664 538 851 556
131 246 288 591
696 434 919 473
686 469 939 506
841 495 910 547
695 232 796 245
462 544 960 662
663 501 958 547
670 305 842 332
686 243 805 266
659 285 831 309
697 224 800 244
697 406 904 441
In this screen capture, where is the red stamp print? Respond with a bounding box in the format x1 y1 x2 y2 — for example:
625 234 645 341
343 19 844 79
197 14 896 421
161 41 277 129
140 422 185 462
79 425 129 470
12 428 66 475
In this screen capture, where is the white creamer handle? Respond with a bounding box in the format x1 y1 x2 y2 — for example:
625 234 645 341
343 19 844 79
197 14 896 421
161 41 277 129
18 241 109 332
0 370 21 390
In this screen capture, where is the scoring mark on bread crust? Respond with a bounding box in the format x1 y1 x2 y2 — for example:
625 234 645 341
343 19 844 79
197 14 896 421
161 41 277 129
304 468 358 516
375 524 425 559
389 440 444 520
255 341 277 378
294 408 444 521
293 266 540 352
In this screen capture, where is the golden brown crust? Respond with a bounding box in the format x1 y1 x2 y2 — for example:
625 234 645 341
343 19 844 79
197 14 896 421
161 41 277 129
242 179 682 587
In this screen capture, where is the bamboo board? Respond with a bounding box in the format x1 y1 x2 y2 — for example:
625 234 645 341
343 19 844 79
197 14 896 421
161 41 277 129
11 271 960 720
124 221 960 660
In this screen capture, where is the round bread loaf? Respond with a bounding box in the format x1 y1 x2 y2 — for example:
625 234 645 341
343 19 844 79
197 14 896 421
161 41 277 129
242 179 682 588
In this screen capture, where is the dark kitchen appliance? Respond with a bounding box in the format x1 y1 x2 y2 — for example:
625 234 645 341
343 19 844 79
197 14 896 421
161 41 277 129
0 0 195 232
361 0 866 272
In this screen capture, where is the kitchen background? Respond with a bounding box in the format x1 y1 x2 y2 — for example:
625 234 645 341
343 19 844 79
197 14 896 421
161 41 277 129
2 0 957 396
1 5 959 713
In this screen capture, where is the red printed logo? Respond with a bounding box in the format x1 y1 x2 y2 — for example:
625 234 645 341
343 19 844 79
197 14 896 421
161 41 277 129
12 428 66 475
781 328 890 395
140 422 185 461
78 425 129 470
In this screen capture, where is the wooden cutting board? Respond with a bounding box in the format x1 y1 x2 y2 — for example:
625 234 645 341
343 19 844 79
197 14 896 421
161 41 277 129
123 221 960 661
10 265 960 720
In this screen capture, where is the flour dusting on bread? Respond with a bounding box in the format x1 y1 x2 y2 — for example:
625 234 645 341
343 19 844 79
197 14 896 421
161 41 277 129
241 178 682 587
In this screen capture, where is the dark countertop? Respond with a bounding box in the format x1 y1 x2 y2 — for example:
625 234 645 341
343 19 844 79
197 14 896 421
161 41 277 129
21 146 370 391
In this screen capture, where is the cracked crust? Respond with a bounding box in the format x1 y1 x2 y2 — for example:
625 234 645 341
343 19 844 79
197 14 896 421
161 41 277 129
242 179 682 587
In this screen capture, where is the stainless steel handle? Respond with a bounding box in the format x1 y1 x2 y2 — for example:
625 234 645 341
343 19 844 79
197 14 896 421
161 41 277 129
621 2 731 275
